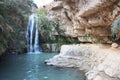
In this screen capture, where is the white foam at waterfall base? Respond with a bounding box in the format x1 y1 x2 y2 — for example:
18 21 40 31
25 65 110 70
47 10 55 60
26 13 41 53
27 52 42 54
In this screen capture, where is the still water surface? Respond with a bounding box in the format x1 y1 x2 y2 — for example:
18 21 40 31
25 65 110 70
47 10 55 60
0 53 84 80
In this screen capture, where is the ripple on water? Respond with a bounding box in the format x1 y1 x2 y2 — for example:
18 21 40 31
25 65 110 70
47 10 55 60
0 53 85 80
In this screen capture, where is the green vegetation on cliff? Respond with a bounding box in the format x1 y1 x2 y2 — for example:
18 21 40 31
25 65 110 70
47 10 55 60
111 16 120 41
0 0 35 53
37 8 59 43
37 8 79 44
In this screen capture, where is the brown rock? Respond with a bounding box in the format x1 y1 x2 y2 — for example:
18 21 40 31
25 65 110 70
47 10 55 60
47 0 120 43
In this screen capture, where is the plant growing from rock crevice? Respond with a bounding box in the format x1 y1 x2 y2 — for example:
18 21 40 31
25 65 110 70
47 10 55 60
111 16 120 41
37 8 81 45
37 8 59 43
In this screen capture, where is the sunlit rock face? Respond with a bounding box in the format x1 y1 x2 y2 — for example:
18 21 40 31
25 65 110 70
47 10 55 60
45 44 120 80
47 0 120 42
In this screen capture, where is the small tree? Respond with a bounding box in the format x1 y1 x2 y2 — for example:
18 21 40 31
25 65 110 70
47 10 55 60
37 8 59 43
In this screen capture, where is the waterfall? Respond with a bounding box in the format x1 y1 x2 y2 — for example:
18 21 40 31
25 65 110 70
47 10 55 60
26 13 41 53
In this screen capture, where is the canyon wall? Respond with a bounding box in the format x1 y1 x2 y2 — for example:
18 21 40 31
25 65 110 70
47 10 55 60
46 1 120 79
47 0 120 43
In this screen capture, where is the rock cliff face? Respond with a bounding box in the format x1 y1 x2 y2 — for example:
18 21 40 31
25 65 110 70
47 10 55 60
41 43 61 52
45 44 120 80
47 0 120 42
46 0 120 79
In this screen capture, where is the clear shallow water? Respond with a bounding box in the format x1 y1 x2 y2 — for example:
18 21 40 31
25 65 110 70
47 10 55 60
0 53 85 80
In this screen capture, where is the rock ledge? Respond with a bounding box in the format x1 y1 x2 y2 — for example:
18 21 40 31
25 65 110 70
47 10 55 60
45 44 120 80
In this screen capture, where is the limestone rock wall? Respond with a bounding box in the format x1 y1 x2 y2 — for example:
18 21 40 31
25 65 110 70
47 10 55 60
45 44 120 80
47 0 120 42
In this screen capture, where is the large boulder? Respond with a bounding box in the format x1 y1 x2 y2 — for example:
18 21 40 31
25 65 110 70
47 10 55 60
45 44 120 80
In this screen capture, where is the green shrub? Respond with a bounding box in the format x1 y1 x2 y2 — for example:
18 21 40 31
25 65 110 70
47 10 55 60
111 16 120 40
37 8 47 18
37 8 59 42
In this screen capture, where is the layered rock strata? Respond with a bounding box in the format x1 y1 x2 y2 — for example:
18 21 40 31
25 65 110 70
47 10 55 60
47 0 120 42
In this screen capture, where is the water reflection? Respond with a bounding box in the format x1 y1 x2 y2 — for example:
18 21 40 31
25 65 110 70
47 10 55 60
0 53 84 80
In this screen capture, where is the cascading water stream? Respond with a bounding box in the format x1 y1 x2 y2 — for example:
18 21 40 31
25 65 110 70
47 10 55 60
26 13 41 53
